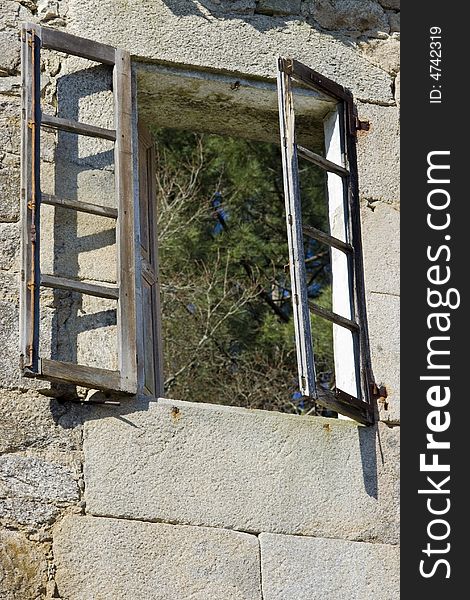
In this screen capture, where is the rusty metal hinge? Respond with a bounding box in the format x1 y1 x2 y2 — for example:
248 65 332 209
27 30 35 48
355 117 370 132
370 382 387 398
283 58 294 74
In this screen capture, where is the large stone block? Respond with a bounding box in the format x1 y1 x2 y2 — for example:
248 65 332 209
67 0 394 104
40 203 117 285
356 103 399 205
0 96 21 156
0 222 20 272
0 298 20 389
54 515 262 600
0 280 117 391
220 0 256 14
260 533 399 599
0 28 20 76
256 0 302 16
0 152 20 223
0 389 82 454
0 528 47 600
84 398 399 544
41 291 118 370
137 64 328 149
0 296 55 391
310 0 389 34
0 0 32 28
38 0 61 22
388 10 400 33
361 201 400 296
358 35 400 75
0 453 79 526
57 57 115 131
378 0 400 9
0 75 21 95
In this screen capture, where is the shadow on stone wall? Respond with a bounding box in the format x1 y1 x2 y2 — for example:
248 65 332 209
160 0 397 39
45 63 117 394
358 423 379 498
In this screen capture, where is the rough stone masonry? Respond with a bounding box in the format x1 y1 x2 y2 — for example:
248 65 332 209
0 1 400 598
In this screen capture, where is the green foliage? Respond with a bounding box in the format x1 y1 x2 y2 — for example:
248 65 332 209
153 128 334 413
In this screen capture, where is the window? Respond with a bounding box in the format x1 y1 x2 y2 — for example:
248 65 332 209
20 25 373 424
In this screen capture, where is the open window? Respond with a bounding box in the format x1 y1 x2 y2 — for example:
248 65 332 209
20 25 373 423
277 58 373 424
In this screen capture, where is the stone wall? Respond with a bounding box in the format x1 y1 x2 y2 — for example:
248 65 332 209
1 1 400 598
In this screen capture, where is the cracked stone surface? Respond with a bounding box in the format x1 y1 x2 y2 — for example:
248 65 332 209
84 398 399 544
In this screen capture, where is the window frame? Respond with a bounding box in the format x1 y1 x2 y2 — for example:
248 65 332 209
277 57 374 425
20 24 374 423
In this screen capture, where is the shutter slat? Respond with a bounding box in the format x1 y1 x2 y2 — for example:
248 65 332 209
308 302 359 332
316 387 372 425
41 114 116 141
302 224 353 254
40 26 116 65
41 274 119 300
297 145 349 177
39 359 126 393
41 194 118 219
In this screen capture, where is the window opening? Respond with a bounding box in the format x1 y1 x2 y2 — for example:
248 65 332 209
20 25 374 424
154 129 335 416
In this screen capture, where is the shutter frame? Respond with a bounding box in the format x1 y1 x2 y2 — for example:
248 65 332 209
19 24 138 395
276 57 374 425
276 59 317 399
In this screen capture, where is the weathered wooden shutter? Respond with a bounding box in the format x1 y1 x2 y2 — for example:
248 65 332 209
137 124 164 397
277 57 373 425
20 24 137 394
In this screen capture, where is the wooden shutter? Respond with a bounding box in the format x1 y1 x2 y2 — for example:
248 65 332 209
20 24 137 394
137 124 164 397
277 57 373 425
